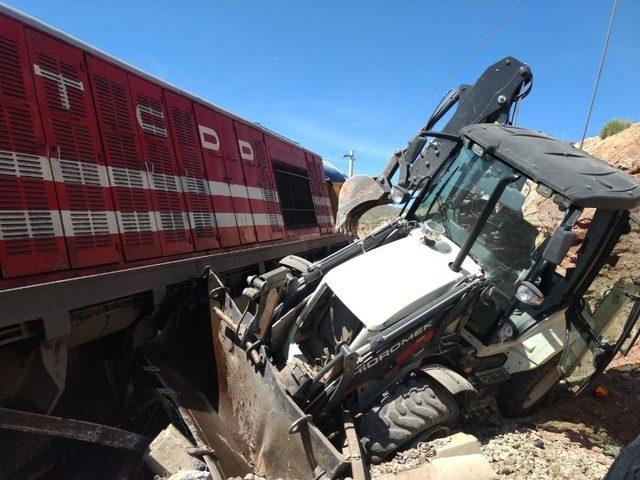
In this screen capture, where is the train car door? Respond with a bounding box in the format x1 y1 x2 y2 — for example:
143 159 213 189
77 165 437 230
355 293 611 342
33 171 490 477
191 104 242 247
305 152 328 233
0 15 68 277
165 91 219 251
313 154 335 231
86 56 162 261
233 122 283 242
212 114 256 244
26 28 121 268
127 75 193 256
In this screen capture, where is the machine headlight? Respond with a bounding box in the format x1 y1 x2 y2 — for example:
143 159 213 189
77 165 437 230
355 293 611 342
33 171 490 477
515 281 544 306
390 187 406 204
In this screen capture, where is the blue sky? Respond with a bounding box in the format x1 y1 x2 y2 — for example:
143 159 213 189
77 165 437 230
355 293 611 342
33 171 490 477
5 0 639 175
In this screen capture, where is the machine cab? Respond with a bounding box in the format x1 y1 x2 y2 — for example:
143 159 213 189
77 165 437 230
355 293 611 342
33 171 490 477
409 124 640 391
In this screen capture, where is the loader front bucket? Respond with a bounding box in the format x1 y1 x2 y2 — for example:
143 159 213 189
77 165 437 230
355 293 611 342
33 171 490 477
209 276 348 479
335 174 389 235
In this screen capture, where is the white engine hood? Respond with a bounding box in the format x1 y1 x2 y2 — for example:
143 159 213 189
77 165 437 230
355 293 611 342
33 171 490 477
323 228 482 332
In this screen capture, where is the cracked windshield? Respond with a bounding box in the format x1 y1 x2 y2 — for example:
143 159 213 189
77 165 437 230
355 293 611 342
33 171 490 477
414 147 564 300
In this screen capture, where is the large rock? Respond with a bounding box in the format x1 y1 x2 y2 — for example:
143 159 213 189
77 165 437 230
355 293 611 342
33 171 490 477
144 424 206 476
376 433 495 480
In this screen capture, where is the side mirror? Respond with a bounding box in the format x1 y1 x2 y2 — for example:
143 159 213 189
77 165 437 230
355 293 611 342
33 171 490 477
515 281 544 306
542 228 577 265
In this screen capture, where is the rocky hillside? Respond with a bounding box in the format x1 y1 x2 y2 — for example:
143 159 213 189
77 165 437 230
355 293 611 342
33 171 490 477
579 123 640 180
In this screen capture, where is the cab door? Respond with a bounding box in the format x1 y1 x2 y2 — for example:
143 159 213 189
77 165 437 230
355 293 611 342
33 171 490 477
559 216 640 394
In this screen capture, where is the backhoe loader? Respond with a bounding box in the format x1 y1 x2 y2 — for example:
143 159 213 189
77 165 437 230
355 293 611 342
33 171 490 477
203 57 640 479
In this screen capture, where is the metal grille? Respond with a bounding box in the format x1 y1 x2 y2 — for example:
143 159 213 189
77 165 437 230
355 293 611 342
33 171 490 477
109 166 146 189
118 211 154 233
0 35 26 99
0 209 57 239
272 161 317 229
52 120 94 162
0 104 39 155
253 139 281 232
156 210 188 238
118 211 156 247
103 132 138 169
93 75 131 130
182 176 208 196
171 106 197 148
150 172 180 192
58 159 102 185
0 210 59 255
0 150 47 179
0 150 52 217
190 211 216 238
64 211 110 236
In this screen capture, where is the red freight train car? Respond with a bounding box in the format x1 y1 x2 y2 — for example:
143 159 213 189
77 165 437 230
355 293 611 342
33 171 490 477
0 5 338 290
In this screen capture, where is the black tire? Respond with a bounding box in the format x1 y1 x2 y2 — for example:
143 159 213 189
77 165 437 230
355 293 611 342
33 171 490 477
497 354 562 417
359 376 459 464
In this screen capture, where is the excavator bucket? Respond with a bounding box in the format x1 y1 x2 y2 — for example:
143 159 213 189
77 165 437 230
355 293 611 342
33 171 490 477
335 174 389 235
207 273 348 479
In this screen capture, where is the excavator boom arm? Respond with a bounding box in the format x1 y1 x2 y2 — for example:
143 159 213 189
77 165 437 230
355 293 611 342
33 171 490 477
335 57 533 235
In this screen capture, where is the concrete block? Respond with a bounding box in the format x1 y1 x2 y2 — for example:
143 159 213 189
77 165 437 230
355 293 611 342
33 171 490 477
167 471 211 480
430 454 495 480
375 434 495 480
144 424 205 476
434 432 482 458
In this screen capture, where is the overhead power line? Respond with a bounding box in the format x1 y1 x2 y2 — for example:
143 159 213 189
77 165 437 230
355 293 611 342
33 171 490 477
579 0 619 149
359 0 529 160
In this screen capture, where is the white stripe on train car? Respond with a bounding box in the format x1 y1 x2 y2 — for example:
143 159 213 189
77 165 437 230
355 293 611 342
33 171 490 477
0 207 307 239
0 150 53 181
0 209 65 240
181 176 210 196
108 165 151 189
1 150 288 203
252 213 283 227
50 157 110 187
149 172 182 193
116 211 158 233
235 212 255 227
213 213 238 228
317 215 335 225
208 181 232 197
60 210 119 236
0 148 331 237
313 196 331 208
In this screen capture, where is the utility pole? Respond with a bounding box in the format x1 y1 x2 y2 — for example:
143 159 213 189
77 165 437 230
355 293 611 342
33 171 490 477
345 149 356 177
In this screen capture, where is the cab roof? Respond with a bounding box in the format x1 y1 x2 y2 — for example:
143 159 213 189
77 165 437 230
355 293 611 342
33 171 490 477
460 124 640 210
